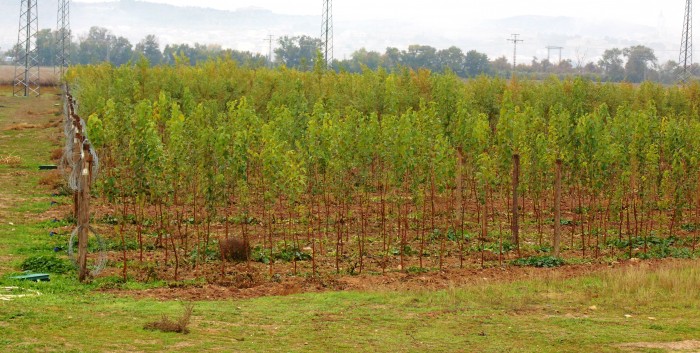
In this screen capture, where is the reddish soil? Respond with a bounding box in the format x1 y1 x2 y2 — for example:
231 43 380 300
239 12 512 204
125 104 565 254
99 257 671 302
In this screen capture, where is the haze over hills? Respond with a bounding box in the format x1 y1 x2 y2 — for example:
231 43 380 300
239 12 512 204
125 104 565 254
0 0 680 64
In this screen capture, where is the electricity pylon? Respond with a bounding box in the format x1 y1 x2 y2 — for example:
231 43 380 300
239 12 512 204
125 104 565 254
13 0 40 97
546 46 563 64
321 0 333 67
679 0 693 82
507 34 523 71
56 0 71 81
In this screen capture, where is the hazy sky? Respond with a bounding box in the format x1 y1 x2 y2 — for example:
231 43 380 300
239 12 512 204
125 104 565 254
78 0 681 27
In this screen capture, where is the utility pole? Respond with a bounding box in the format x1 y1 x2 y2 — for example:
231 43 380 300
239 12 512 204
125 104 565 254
546 46 563 64
264 34 275 68
679 0 693 82
56 0 71 81
321 0 334 67
507 34 523 72
13 0 40 97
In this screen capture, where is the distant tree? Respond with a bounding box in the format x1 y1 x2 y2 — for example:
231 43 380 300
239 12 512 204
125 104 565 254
134 35 162 65
403 44 438 71
583 62 598 75
78 27 113 64
382 47 402 70
490 56 511 77
557 59 575 73
111 36 133 66
464 50 491 77
623 45 657 83
349 48 382 71
274 35 321 70
598 48 624 82
436 46 466 76
36 29 57 66
224 49 267 67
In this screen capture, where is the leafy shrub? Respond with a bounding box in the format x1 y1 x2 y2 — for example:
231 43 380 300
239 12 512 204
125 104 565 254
512 256 565 268
20 255 73 274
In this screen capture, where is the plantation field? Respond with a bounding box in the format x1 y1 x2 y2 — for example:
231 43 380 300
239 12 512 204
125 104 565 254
0 85 700 352
55 62 700 284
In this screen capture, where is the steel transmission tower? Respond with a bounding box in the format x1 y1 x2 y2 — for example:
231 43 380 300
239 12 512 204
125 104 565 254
507 34 524 71
264 34 275 68
679 0 693 82
13 0 40 97
321 0 333 67
546 46 563 64
56 0 71 80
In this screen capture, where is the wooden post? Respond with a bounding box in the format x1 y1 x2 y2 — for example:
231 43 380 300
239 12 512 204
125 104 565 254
553 159 562 257
72 131 81 219
512 154 520 254
78 142 92 282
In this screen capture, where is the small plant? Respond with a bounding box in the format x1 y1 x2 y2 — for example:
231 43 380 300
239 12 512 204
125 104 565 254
512 256 565 268
251 245 270 264
275 245 312 262
20 255 73 274
144 302 194 334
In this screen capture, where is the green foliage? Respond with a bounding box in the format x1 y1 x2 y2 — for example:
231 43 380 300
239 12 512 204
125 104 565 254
512 256 565 268
20 255 73 274
250 245 311 263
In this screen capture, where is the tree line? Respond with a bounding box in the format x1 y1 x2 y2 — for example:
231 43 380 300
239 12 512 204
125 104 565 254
4 26 697 84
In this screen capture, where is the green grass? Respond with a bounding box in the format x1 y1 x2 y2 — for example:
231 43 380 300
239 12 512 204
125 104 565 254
1 88 699 352
1 262 699 352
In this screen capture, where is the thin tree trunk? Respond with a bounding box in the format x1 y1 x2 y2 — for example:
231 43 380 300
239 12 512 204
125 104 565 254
553 159 562 257
511 154 520 254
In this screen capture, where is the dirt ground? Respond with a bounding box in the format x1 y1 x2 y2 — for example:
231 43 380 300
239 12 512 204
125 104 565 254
102 258 670 301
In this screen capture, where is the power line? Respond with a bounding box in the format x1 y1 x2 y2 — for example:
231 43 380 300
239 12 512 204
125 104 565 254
321 0 333 67
679 0 693 82
507 34 524 70
13 0 40 97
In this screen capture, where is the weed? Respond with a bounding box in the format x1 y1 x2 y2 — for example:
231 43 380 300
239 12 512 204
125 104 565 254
144 302 194 334
512 256 565 268
20 255 73 274
0 154 22 167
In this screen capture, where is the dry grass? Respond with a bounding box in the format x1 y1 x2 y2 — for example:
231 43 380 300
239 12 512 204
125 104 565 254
600 260 700 304
143 302 194 334
3 122 42 131
50 147 64 161
219 237 251 262
0 155 22 167
38 170 64 190
3 121 63 131
0 65 58 86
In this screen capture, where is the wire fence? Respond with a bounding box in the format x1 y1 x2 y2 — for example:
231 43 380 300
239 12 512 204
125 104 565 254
60 84 104 278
